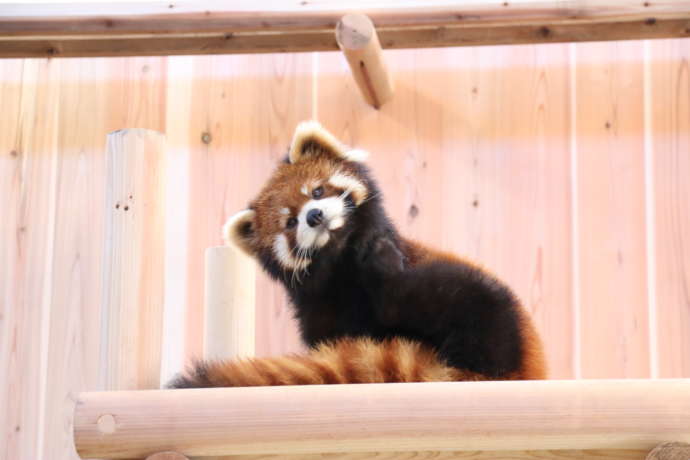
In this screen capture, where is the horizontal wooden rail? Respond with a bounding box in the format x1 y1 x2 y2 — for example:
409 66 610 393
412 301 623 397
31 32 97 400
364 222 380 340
1 1 690 58
73 379 690 459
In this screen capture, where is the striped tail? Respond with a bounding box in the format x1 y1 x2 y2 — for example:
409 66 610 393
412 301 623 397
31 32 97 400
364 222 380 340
167 337 487 388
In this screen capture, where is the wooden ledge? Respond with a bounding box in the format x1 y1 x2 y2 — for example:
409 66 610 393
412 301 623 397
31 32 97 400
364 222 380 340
73 379 690 459
2 1 690 57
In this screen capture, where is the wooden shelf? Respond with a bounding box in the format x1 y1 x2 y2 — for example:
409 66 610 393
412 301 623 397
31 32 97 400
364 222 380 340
1 1 690 58
73 379 690 459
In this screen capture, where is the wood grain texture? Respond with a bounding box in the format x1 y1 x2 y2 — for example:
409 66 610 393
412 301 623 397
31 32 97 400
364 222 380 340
178 54 312 360
336 14 394 109
210 449 649 460
73 380 690 458
40 58 106 460
2 1 690 57
650 39 690 378
0 58 61 460
317 44 574 378
575 41 650 379
102 128 166 391
160 55 192 385
146 452 190 460
204 246 255 360
4 1 690 35
38 57 168 460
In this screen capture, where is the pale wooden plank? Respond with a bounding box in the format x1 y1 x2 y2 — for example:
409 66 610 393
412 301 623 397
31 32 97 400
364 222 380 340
160 55 193 384
576 41 650 378
104 57 168 132
0 59 24 458
0 58 60 459
210 449 648 460
650 39 690 378
179 54 312 360
39 57 108 460
317 44 574 379
39 56 169 460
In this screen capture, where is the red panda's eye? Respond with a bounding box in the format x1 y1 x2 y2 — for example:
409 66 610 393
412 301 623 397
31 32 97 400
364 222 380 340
286 217 298 229
312 186 324 199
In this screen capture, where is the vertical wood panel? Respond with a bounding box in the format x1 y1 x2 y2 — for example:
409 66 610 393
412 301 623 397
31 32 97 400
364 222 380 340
576 41 650 379
40 58 107 460
0 59 24 459
651 39 690 378
182 54 312 360
317 44 574 379
40 56 167 460
0 58 60 460
161 55 193 384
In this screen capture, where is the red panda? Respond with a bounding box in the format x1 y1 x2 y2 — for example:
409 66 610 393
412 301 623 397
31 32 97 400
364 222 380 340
169 121 547 388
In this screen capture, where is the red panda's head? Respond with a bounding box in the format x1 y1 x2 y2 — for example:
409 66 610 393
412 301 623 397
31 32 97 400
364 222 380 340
223 121 372 275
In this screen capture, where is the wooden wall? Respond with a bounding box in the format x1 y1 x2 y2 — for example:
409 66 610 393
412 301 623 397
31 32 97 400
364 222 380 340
1 39 689 459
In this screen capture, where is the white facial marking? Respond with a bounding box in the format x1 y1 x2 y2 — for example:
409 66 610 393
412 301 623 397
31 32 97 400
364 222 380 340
300 185 309 197
316 231 330 248
273 234 310 270
328 172 367 206
280 207 290 216
328 216 344 230
296 196 346 250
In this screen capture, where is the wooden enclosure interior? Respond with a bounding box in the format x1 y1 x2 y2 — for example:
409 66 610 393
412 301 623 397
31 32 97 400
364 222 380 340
1 24 690 460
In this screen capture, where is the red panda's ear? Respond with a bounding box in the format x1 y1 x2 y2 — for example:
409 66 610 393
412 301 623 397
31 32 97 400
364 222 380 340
222 209 256 256
288 120 368 164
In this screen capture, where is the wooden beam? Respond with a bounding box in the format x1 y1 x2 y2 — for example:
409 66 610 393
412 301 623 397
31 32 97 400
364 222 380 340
336 14 394 109
1 1 690 58
73 379 690 459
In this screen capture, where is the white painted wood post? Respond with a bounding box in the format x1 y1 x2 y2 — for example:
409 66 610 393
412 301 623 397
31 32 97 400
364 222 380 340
101 128 166 390
203 245 255 360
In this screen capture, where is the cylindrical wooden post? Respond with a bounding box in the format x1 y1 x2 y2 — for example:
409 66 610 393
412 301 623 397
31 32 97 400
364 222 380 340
101 128 166 390
336 13 394 109
203 246 255 360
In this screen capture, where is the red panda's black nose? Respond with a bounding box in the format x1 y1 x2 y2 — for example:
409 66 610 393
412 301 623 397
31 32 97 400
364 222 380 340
306 208 324 227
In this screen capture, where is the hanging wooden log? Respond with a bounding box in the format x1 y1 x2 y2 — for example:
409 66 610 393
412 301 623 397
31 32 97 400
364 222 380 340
336 13 394 109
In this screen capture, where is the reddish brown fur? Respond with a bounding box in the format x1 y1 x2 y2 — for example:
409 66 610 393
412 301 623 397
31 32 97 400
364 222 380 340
176 338 493 388
402 239 547 380
181 123 549 390
248 155 354 249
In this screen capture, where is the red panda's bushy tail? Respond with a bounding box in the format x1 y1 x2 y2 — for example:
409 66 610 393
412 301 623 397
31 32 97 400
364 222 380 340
167 337 488 388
